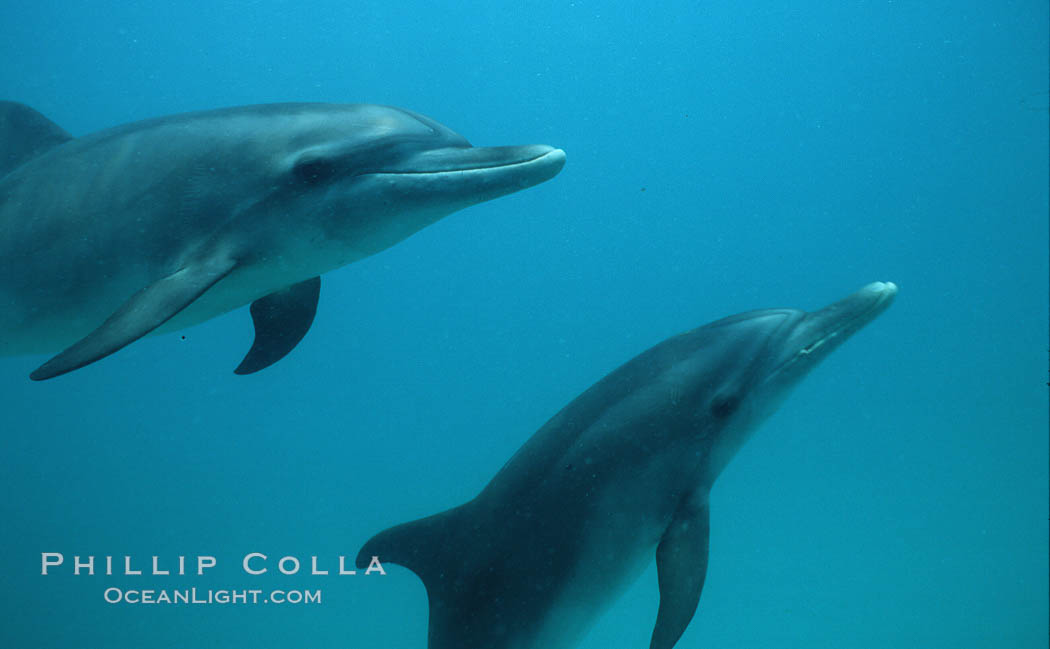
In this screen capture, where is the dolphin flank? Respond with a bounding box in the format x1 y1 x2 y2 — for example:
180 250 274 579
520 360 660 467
357 281 898 649
0 101 565 380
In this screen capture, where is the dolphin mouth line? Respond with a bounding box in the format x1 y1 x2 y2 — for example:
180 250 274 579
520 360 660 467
778 282 898 372
363 148 565 177
803 285 896 353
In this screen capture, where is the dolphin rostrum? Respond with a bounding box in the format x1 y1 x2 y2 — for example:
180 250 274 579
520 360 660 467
0 101 565 379
358 281 898 649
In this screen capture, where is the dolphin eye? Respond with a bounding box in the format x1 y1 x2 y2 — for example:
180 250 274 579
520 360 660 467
709 395 739 418
293 157 336 184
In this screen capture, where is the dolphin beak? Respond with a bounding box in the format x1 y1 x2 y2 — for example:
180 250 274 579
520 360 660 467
389 144 566 175
775 282 898 374
363 145 566 204
813 281 898 335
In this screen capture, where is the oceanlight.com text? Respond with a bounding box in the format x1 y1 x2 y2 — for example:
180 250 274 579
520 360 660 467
103 587 322 605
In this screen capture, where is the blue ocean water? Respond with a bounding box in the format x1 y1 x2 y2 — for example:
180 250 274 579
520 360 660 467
1 1 1046 647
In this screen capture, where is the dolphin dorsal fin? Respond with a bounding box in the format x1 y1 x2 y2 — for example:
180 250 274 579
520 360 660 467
0 101 73 178
356 504 470 591
234 276 321 375
357 503 479 647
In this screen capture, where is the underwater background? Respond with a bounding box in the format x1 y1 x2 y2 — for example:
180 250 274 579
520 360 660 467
1 1 1047 648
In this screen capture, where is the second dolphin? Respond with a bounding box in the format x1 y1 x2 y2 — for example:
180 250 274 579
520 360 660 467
358 281 898 649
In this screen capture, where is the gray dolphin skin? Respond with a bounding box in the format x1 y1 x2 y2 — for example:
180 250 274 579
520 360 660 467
358 281 898 649
0 101 565 380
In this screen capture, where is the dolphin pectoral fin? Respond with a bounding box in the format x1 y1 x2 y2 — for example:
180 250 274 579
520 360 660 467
29 256 237 380
650 497 711 649
234 276 321 375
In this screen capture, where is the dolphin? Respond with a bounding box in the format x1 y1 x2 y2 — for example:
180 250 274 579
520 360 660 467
357 281 898 649
0 101 565 380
